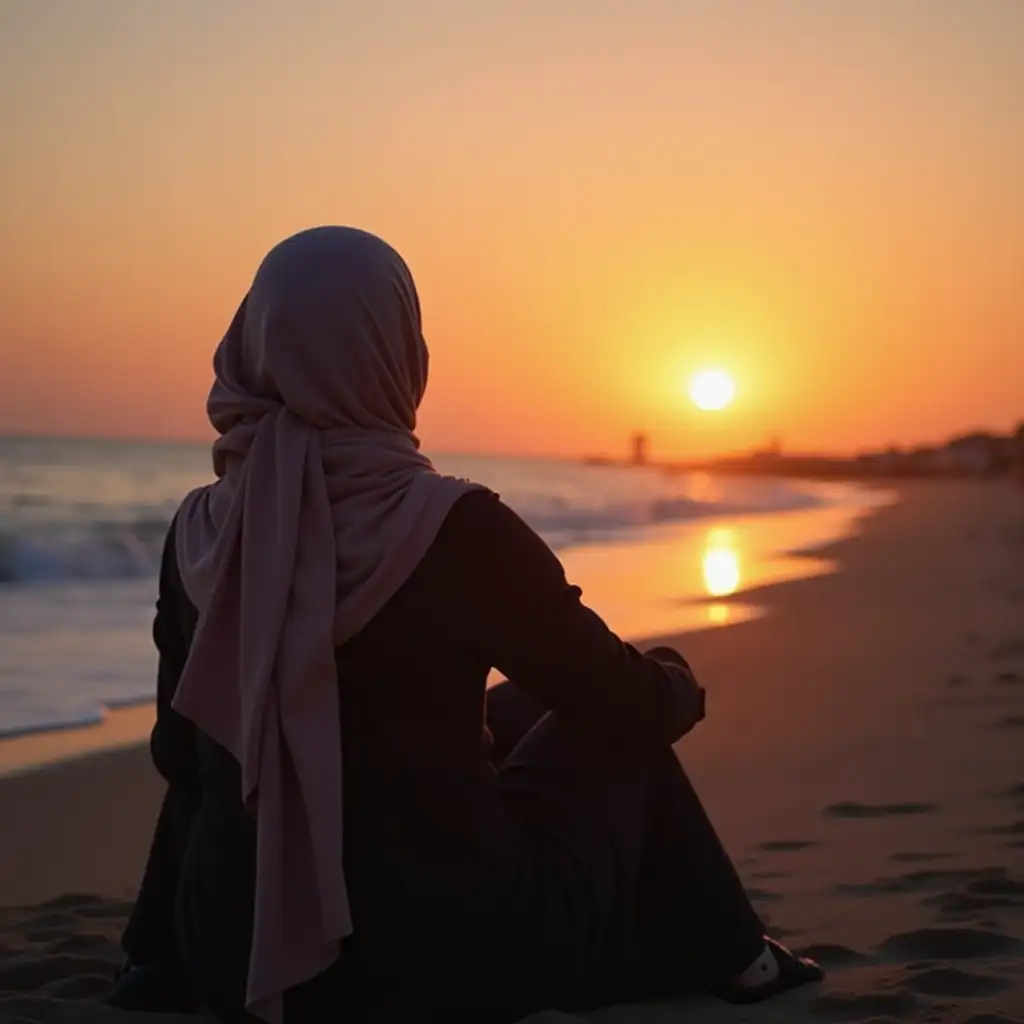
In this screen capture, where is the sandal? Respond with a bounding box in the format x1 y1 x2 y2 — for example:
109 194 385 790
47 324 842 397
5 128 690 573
714 936 824 1004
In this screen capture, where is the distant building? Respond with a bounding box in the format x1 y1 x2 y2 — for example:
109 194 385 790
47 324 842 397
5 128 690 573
750 436 784 465
631 432 648 466
941 433 1004 476
905 446 946 474
855 449 904 474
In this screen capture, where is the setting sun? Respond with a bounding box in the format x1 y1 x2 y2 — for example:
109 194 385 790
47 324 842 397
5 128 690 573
688 369 736 412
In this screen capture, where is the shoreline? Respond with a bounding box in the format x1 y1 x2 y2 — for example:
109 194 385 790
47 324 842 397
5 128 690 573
0 704 158 780
0 484 887 778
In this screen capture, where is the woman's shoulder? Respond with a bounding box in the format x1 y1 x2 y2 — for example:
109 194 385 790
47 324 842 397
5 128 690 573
439 488 530 544
433 489 564 583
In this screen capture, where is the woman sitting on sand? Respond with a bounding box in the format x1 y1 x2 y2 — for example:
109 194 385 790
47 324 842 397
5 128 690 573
111 226 822 1023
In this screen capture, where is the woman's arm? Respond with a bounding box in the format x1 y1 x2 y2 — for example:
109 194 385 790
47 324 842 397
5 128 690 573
149 523 201 792
452 494 705 749
118 524 203 972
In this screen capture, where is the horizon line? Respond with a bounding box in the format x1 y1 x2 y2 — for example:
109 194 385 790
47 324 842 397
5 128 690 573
0 429 594 464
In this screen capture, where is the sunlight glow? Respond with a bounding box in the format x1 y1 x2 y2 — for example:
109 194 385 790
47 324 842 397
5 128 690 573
707 603 732 625
701 528 741 597
688 369 736 412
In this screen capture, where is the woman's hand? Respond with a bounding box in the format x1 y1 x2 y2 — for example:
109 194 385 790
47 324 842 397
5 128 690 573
646 644 692 673
648 645 706 734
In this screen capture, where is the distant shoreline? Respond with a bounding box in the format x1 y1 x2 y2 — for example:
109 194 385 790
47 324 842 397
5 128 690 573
585 454 1023 484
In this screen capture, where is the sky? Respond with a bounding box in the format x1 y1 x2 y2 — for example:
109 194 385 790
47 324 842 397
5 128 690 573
1 0 1021 459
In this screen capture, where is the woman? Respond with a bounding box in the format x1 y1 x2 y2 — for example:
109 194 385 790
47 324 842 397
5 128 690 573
112 227 822 1023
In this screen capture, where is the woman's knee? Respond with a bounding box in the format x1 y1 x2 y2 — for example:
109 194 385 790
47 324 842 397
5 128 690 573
646 645 691 672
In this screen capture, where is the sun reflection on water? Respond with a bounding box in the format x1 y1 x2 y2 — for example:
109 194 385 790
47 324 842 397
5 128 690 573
702 528 741 598
701 528 741 626
707 603 732 625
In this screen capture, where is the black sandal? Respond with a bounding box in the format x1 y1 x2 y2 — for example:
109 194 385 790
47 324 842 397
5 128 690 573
714 936 824 1004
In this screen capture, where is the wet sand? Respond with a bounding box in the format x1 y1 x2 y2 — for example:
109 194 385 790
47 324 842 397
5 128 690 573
2 479 1024 1023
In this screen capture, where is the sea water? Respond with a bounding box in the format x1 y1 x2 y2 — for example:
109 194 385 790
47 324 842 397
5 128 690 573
0 436 885 738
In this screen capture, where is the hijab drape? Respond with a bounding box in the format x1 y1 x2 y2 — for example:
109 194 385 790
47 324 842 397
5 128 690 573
171 227 484 1021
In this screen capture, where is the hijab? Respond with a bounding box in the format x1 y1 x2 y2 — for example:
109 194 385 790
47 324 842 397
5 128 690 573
171 227 485 1021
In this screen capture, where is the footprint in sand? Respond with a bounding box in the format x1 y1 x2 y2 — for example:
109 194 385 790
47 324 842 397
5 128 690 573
963 875 1024 896
995 715 1024 729
73 902 133 921
44 933 121 959
757 839 819 852
0 994 67 1022
749 868 791 881
809 988 921 1020
898 965 1012 998
32 895 106 913
925 890 1023 917
744 886 782 903
990 639 1024 662
796 943 871 968
977 819 1024 838
9 913 74 933
839 866 1024 921
43 973 117 999
0 953 122 992
875 926 1022 961
22 925 75 944
837 866 1017 898
824 802 939 820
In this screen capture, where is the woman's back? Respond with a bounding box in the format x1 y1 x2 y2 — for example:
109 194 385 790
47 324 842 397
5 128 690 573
169 491 517 1015
162 487 702 1016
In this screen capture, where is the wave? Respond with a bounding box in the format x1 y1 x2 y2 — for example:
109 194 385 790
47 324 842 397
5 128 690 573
0 474 833 585
0 518 169 584
0 706 109 740
0 695 158 741
512 490 825 549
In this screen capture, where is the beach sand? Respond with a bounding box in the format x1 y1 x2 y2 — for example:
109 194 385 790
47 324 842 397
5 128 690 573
2 479 1024 1024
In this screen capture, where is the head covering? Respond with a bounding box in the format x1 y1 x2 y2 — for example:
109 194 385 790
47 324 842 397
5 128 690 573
171 227 485 1022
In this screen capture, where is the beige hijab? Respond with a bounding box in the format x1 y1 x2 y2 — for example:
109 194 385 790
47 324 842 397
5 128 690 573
172 227 484 1022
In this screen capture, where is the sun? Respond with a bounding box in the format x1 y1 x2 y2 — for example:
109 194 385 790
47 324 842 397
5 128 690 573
688 368 735 412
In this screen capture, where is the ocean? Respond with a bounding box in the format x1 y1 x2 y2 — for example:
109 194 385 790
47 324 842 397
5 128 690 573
0 436 888 739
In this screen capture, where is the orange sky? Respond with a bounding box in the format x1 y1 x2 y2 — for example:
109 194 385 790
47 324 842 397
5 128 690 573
1 0 1021 459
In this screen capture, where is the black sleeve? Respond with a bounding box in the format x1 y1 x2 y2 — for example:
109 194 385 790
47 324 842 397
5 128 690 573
452 492 699 748
149 522 201 794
